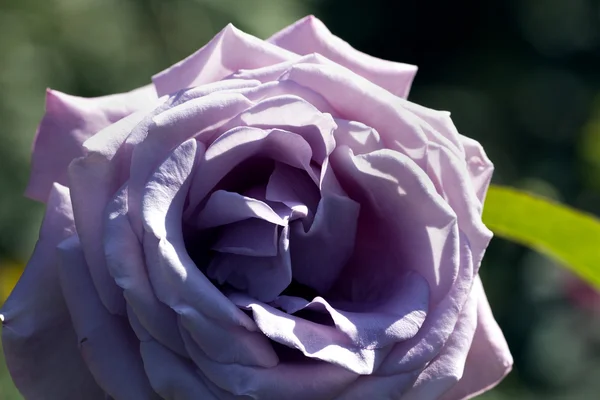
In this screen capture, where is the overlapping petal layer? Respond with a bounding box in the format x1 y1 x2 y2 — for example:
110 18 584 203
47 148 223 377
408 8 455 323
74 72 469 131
1 15 511 400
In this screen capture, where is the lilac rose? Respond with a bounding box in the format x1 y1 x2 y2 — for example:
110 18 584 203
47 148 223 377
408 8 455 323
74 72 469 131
1 16 512 400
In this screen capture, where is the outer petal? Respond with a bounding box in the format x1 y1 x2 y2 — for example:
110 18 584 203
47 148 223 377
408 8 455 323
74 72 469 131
26 85 157 202
0 184 104 400
401 277 479 400
268 16 417 98
439 277 513 400
460 136 494 204
152 24 297 96
57 235 158 400
140 340 218 400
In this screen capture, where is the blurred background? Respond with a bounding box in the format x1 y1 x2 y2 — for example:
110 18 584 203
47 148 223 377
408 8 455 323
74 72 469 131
2 0 600 398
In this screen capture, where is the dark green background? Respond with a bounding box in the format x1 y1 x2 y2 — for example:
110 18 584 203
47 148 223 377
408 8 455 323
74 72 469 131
2 0 600 398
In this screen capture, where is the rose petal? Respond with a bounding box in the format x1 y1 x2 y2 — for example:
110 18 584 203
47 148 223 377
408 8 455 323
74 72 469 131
229 53 332 85
0 184 104 399
104 185 187 356
68 101 163 316
140 340 218 400
26 85 157 202
153 23 297 96
378 231 474 375
266 162 320 219
179 325 358 400
221 94 337 164
401 276 479 400
439 277 513 400
196 190 287 229
269 16 417 98
57 235 158 400
333 119 384 155
426 142 492 271
290 194 360 293
142 139 257 332
229 271 427 376
177 304 279 368
186 127 318 217
272 271 429 351
212 218 279 257
460 135 494 204
128 92 256 237
208 224 292 302
329 147 459 304
224 79 337 115
281 63 428 164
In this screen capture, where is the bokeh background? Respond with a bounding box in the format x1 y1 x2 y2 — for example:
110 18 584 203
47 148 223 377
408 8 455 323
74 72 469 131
2 0 600 398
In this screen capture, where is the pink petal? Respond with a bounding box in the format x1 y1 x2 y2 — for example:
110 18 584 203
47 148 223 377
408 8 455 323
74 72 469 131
57 235 158 400
26 85 157 202
269 16 417 98
0 184 104 399
152 24 297 96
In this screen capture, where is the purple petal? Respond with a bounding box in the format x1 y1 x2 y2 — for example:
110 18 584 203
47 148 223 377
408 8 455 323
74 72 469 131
153 24 296 96
0 184 104 399
229 53 332 84
281 63 428 164
57 235 158 400
127 92 255 237
179 325 359 399
104 185 187 356
26 85 157 202
221 95 337 164
269 16 417 98
439 277 513 400
186 127 317 216
140 340 218 400
141 139 257 332
290 194 360 293
460 136 494 204
333 119 384 155
196 190 287 229
266 162 320 219
329 147 459 304
177 305 278 368
426 143 493 271
401 276 479 400
67 100 162 316
208 224 292 303
212 218 279 257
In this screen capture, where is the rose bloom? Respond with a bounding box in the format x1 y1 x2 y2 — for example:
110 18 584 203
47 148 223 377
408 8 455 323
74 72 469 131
1 16 512 400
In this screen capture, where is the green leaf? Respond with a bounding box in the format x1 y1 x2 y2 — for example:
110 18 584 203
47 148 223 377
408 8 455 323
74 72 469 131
483 185 600 289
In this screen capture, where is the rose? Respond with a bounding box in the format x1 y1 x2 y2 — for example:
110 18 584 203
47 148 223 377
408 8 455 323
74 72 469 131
1 16 512 400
